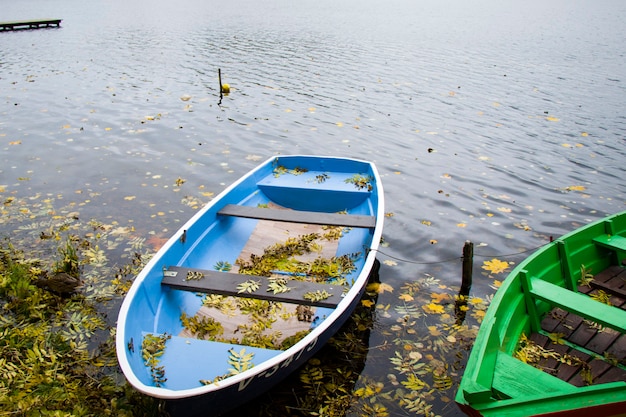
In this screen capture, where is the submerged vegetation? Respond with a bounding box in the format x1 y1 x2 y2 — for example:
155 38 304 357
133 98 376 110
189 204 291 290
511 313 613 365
0 231 160 415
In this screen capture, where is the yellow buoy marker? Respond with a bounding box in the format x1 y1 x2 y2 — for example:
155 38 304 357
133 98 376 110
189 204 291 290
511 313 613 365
221 83 230 94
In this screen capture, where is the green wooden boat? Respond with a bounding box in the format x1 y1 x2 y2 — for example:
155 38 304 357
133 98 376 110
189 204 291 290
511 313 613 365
456 211 626 417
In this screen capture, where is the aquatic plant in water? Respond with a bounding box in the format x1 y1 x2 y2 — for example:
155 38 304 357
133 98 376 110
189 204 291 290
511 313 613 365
0 234 159 415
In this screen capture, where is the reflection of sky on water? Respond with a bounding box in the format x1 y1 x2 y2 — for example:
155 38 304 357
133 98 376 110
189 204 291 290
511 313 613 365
1 0 625 415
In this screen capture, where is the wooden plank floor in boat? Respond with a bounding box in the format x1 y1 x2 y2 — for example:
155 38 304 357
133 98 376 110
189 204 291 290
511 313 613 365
178 215 344 342
231 219 341 273
530 264 626 387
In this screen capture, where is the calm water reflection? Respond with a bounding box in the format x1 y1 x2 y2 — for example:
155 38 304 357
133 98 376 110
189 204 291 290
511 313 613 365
1 0 625 415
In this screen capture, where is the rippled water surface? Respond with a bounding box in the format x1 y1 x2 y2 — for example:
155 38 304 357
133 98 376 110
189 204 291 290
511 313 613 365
1 0 625 415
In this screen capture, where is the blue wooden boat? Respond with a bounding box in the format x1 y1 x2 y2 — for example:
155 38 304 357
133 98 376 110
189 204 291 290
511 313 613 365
116 155 384 416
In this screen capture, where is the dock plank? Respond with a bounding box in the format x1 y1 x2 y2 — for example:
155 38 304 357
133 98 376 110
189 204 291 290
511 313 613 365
0 19 62 31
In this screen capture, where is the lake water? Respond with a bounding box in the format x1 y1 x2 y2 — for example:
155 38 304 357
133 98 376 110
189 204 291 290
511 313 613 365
1 0 625 415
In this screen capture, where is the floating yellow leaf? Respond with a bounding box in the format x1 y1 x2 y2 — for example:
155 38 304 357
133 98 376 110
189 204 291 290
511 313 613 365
430 292 450 304
376 283 394 294
473 309 486 319
581 132 588 137
497 207 511 213
457 223 467 228
566 185 586 192
9 140 21 145
422 303 445 314
124 196 136 201
361 299 375 308
105 127 112 131
482 258 509 274
429 239 437 245
546 116 560 122
421 220 431 226
398 293 414 302
383 259 397 266
428 326 441 336
336 122 344 127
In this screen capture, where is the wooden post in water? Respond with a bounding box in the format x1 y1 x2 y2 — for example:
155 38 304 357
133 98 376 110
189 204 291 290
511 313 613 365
218 68 223 103
460 240 473 297
456 241 474 324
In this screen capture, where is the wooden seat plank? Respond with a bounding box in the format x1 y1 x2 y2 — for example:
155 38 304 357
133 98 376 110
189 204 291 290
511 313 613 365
218 204 375 228
527 277 626 333
161 266 344 308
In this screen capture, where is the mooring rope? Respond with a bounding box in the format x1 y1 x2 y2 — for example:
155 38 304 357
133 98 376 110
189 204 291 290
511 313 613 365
368 241 549 266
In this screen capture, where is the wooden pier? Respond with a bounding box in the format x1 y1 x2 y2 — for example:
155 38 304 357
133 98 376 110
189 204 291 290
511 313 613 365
528 263 626 386
0 19 62 32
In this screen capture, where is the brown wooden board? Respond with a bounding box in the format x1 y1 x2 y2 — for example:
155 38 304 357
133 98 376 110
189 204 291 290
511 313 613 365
531 264 626 389
585 328 622 356
218 204 375 228
594 365 626 384
161 266 345 308
590 279 626 299
556 349 590 385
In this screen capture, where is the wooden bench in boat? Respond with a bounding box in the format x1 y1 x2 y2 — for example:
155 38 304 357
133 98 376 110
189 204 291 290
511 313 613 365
218 204 376 228
593 234 626 263
521 273 626 333
161 266 345 308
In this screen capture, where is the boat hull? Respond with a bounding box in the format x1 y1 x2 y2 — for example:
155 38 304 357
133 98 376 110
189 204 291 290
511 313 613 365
456 211 626 417
165 274 370 416
116 155 384 416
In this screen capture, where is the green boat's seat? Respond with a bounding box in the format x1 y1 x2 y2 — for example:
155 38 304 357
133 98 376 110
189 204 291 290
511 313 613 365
593 234 626 263
521 272 626 333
